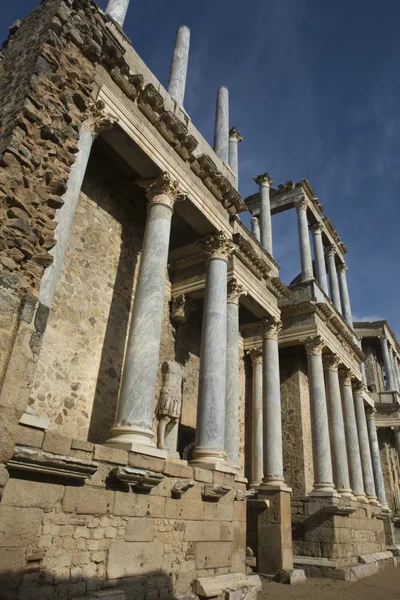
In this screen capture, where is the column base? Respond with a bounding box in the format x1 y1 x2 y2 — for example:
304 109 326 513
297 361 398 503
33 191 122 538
190 448 236 474
259 476 292 493
353 491 369 503
367 495 380 506
106 425 167 456
310 482 339 498
337 488 356 500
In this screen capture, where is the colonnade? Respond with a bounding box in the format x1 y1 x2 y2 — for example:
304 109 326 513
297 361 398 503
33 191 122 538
380 336 400 392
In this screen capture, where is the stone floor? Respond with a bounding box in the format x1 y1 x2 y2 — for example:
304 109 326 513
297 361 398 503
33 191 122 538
259 567 400 600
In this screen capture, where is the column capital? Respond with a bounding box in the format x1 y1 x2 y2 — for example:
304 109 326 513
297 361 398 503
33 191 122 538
229 126 243 143
294 195 308 210
339 368 353 386
262 316 282 340
323 353 340 371
310 222 323 235
253 172 273 187
353 380 365 397
304 335 324 356
85 100 118 136
139 172 183 209
337 262 348 274
379 334 388 343
198 231 236 261
248 347 263 365
366 406 377 421
227 278 245 304
325 245 336 257
250 216 259 226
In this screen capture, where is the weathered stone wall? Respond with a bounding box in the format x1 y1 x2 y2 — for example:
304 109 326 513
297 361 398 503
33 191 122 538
1 423 247 599
280 346 314 497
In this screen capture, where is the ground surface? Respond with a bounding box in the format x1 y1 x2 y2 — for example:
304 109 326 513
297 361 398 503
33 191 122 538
260 567 400 600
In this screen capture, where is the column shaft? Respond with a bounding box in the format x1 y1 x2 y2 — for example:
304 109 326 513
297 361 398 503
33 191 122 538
261 319 284 487
254 173 273 255
105 0 130 27
311 225 328 294
326 248 342 313
295 199 313 281
305 338 336 495
249 349 263 487
394 355 400 390
354 387 378 503
337 264 353 326
325 356 352 496
213 87 229 163
168 26 190 106
381 337 396 391
251 216 260 242
341 374 367 501
367 410 388 508
393 427 400 458
228 127 243 190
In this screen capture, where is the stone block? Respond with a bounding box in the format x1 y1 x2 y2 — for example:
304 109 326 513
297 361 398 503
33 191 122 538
0 506 42 547
274 569 307 585
184 520 221 542
204 501 234 522
2 479 63 509
0 548 25 591
234 501 246 522
125 517 155 542
93 445 128 465
194 467 213 483
163 458 194 479
114 492 165 518
63 486 114 515
213 470 235 487
15 424 44 448
71 439 95 453
43 430 72 455
221 521 234 541
348 561 379 581
164 498 203 520
196 542 232 569
195 573 262 597
107 540 163 579
128 452 165 472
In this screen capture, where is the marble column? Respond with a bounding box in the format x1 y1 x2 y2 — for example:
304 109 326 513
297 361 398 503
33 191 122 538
251 216 260 242
228 127 243 190
193 232 235 466
393 354 400 390
380 336 396 391
261 318 286 489
326 246 342 314
305 337 336 495
105 0 130 27
340 370 367 501
225 279 244 467
254 173 273 255
168 25 191 106
393 427 400 458
337 263 353 327
310 223 328 294
107 173 181 451
295 197 313 282
213 86 229 164
324 355 353 497
353 383 379 504
249 348 263 487
367 409 389 508
39 126 94 309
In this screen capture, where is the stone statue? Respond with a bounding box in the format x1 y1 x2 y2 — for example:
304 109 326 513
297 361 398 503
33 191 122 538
156 361 186 451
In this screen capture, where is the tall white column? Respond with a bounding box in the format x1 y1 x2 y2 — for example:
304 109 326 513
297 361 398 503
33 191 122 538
324 355 353 497
260 318 286 489
340 370 368 502
310 223 328 294
228 127 243 190
168 25 191 106
251 216 260 242
254 173 273 255
337 263 353 327
353 383 379 504
225 279 244 467
393 354 400 391
213 86 229 164
367 408 389 509
305 337 336 496
192 233 235 467
107 173 181 451
105 0 130 27
380 336 396 391
249 348 263 487
326 246 342 314
295 197 313 282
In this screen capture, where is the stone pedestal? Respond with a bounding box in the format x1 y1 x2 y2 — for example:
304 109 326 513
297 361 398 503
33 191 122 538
254 173 273 255
367 408 389 509
353 384 379 504
249 348 263 487
326 247 342 314
168 25 190 106
257 487 293 575
228 127 243 190
105 0 130 27
295 198 313 282
213 87 229 163
310 224 328 294
107 173 181 451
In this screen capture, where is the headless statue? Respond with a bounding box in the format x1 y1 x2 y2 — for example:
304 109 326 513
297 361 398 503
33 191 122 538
156 361 186 451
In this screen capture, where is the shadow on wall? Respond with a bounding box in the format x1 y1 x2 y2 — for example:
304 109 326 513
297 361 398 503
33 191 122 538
1 568 178 600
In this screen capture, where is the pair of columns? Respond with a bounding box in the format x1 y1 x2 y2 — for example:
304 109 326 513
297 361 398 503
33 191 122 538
248 319 286 489
304 337 384 504
380 336 400 392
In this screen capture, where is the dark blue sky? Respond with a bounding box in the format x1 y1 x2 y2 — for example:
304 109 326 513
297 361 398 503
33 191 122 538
2 1 400 335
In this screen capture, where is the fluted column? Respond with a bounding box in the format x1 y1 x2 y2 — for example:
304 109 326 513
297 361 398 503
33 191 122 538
249 348 263 487
340 370 367 502
192 232 235 466
337 263 353 327
326 246 342 314
105 0 130 27
295 197 313 282
380 336 396 391
305 337 336 495
310 223 328 294
260 318 286 489
324 355 352 497
107 174 181 450
354 383 379 504
251 216 260 242
228 127 243 190
168 25 191 106
254 173 273 255
214 86 229 163
225 279 245 467
367 409 389 509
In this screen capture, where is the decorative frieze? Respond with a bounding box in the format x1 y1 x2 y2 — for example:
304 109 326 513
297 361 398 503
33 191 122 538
7 447 98 481
111 466 164 490
109 68 144 101
232 233 271 279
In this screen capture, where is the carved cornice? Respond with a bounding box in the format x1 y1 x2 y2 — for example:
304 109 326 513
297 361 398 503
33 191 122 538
323 353 340 371
197 231 236 261
248 347 263 365
112 466 164 490
268 277 290 300
7 447 98 481
304 335 325 356
229 126 243 143
254 172 273 187
110 68 144 101
232 233 271 280
227 279 245 304
262 317 282 340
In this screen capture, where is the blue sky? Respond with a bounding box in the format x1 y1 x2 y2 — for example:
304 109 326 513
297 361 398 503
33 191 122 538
2 1 400 335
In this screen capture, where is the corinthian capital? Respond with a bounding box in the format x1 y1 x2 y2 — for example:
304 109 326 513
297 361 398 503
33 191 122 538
227 279 245 304
139 172 184 209
198 231 236 261
294 195 308 210
337 262 348 274
253 172 273 187
262 316 282 340
366 406 377 420
340 368 353 386
248 347 263 365
309 222 323 235
325 245 336 258
304 335 325 356
353 380 365 396
229 126 243 143
323 353 339 371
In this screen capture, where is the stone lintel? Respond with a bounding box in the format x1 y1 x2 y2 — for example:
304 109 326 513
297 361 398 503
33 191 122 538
112 466 164 490
7 446 98 480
